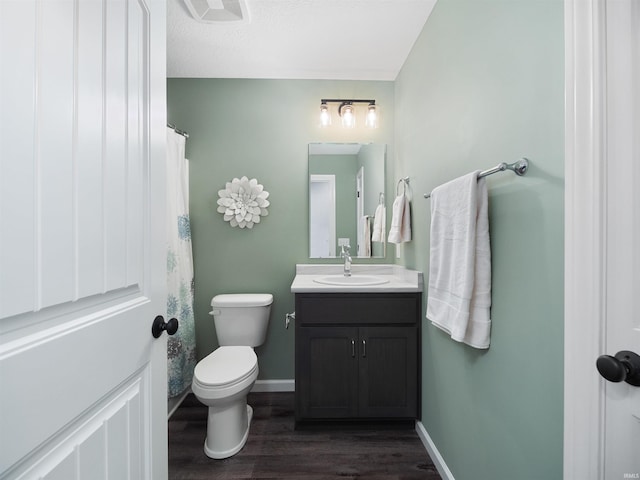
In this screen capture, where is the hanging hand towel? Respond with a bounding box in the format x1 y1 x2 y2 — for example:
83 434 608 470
371 204 386 242
387 194 411 244
426 171 492 349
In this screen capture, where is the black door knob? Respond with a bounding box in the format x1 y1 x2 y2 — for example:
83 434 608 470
596 350 640 387
152 315 179 338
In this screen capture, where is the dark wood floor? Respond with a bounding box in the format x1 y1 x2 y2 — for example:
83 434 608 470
169 392 441 480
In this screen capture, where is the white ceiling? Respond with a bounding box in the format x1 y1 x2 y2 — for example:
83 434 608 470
167 0 437 80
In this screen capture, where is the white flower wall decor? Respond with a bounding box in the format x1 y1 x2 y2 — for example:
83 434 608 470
217 176 270 228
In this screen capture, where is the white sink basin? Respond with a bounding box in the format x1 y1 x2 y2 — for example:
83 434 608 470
313 275 390 286
291 265 423 292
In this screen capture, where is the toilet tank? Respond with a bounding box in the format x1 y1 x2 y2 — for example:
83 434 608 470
210 294 273 347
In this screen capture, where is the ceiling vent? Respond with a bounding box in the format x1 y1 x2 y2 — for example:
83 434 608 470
183 0 250 24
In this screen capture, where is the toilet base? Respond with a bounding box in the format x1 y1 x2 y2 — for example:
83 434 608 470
203 404 253 459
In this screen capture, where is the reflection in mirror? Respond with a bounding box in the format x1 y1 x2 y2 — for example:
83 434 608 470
309 143 386 258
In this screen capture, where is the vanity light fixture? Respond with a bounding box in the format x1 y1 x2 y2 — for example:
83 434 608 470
319 99 378 129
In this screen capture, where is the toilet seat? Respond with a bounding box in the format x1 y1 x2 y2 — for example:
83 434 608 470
193 346 257 388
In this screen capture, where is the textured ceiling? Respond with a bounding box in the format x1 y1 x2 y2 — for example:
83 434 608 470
167 0 437 80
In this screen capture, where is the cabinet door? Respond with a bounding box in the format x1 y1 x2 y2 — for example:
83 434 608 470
296 326 359 419
358 326 418 418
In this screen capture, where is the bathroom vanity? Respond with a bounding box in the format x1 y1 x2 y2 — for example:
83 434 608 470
290 265 423 424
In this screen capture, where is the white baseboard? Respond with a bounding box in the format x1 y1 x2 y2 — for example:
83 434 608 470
251 379 295 392
415 420 455 480
168 387 191 419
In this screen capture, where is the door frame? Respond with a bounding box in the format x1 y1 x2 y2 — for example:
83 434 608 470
356 166 365 256
564 0 608 477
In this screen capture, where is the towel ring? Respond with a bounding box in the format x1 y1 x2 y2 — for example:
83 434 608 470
396 177 410 196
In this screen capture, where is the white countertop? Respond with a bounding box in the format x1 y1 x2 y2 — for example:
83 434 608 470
290 264 423 293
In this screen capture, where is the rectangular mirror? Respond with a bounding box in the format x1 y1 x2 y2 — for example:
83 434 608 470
309 143 386 258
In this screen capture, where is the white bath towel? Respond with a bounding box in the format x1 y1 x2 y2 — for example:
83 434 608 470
387 194 411 244
371 204 386 242
426 171 492 349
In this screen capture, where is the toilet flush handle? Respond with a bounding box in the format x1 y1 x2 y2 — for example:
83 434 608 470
285 312 295 329
151 315 179 338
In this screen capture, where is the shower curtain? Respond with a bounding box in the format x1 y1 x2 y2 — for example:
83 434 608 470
166 128 197 398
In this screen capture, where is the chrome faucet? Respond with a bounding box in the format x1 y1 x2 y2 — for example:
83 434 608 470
341 244 352 277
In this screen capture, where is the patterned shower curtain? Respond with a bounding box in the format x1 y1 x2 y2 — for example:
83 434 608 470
166 128 197 398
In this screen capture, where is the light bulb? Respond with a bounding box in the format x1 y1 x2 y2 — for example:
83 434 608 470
341 103 355 128
365 103 378 129
319 103 331 127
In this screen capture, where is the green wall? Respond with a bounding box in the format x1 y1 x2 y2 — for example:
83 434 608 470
168 0 565 476
309 153 358 247
394 0 564 479
166 79 395 380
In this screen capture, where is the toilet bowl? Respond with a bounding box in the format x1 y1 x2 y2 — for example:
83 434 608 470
192 346 258 459
191 293 272 459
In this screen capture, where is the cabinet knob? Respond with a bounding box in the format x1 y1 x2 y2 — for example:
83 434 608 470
362 339 366 358
351 339 355 358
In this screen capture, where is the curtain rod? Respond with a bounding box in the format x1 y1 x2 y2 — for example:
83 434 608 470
167 123 189 139
423 158 529 199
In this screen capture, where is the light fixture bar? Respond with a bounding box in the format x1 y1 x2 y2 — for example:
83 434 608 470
320 99 376 105
318 99 378 129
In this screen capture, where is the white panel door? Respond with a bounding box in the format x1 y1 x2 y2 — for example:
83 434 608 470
564 0 640 478
0 0 168 478
309 175 336 258
600 0 640 476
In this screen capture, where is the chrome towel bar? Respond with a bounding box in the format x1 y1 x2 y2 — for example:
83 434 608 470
423 158 529 199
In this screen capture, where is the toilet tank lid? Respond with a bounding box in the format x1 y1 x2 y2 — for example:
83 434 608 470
211 293 273 308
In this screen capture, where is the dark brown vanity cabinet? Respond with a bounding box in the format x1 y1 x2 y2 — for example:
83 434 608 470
294 293 421 422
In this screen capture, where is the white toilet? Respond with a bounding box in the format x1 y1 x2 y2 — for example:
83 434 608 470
191 293 273 459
